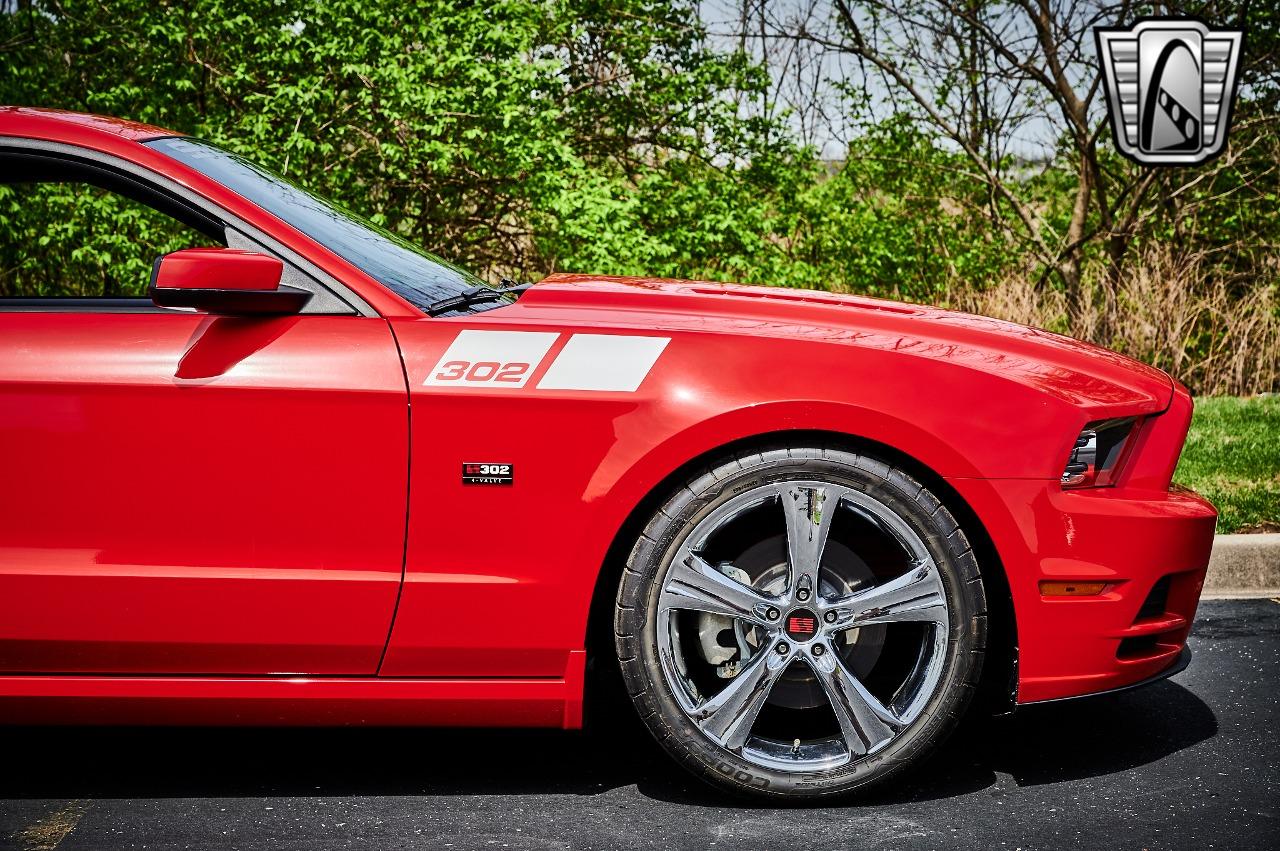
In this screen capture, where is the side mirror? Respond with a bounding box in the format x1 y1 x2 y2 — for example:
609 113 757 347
149 248 311 315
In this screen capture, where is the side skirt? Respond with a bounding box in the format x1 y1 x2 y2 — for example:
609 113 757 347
0 650 587 729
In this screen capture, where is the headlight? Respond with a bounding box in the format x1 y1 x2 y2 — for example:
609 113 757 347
1061 417 1141 488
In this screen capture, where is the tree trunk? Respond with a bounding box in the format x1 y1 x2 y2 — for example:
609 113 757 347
1061 158 1092 336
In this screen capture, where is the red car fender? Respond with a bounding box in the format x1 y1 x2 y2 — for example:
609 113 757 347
585 398 988 510
573 400 997 646
381 310 1079 678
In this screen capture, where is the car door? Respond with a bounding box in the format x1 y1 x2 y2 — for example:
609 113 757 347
0 146 408 675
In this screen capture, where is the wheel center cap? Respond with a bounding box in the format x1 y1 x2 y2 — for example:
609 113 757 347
784 609 819 641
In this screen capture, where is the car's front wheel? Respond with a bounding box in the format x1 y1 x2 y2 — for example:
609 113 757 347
615 444 987 799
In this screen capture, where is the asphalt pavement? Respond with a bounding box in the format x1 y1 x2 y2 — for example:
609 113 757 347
1 599 1276 850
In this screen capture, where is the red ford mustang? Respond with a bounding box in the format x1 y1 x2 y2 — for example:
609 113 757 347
0 108 1217 799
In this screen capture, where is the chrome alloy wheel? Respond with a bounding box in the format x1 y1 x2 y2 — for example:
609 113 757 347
655 481 950 772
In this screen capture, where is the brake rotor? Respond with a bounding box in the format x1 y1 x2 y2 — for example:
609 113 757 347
695 533 886 709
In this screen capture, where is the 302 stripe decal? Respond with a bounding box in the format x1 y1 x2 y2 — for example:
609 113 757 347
424 331 670 392
423 330 558 388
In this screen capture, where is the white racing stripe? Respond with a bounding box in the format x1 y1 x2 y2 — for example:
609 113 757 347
423 330 670 392
424 330 560 388
537 334 670 392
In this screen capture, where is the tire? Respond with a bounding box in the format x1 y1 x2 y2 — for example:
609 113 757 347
614 444 986 800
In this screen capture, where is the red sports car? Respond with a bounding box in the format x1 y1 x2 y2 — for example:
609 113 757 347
0 108 1216 799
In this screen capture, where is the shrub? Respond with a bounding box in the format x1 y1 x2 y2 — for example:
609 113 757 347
953 245 1280 396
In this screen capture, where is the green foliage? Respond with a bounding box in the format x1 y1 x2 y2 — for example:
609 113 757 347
0 183 216 296
1176 396 1280 533
780 120 1018 297
532 116 1021 300
0 0 1020 302
0 0 794 284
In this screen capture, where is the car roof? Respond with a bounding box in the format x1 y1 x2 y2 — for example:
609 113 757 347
0 106 180 144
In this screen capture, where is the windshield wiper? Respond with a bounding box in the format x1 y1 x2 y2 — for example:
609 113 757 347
423 280 533 317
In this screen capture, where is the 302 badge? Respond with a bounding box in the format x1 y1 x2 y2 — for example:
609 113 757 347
461 462 515 486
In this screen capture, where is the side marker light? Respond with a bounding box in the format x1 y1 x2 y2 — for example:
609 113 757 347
1039 581 1108 596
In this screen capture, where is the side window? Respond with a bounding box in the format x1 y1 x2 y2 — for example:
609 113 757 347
0 180 223 299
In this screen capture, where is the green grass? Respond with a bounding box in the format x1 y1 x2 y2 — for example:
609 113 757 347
1175 395 1280 533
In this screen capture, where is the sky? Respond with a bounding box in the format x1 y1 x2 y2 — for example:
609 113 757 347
697 0 1106 164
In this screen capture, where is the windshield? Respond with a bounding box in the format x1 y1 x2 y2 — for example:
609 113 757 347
145 136 492 312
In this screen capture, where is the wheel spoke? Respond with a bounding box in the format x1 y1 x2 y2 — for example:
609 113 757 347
694 636 790 750
823 559 948 629
659 552 775 624
781 484 842 600
810 648 901 756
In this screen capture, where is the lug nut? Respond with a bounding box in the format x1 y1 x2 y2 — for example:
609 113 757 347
766 607 780 621
776 642 790 656
812 644 826 657
796 589 810 602
824 610 837 624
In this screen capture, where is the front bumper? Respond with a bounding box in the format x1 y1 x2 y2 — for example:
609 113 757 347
948 378 1217 704
1022 645 1192 705
950 467 1216 704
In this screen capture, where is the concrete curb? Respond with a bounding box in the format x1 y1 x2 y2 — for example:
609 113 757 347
1205 533 1280 592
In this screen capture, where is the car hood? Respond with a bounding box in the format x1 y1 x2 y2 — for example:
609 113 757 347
517 274 1174 414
